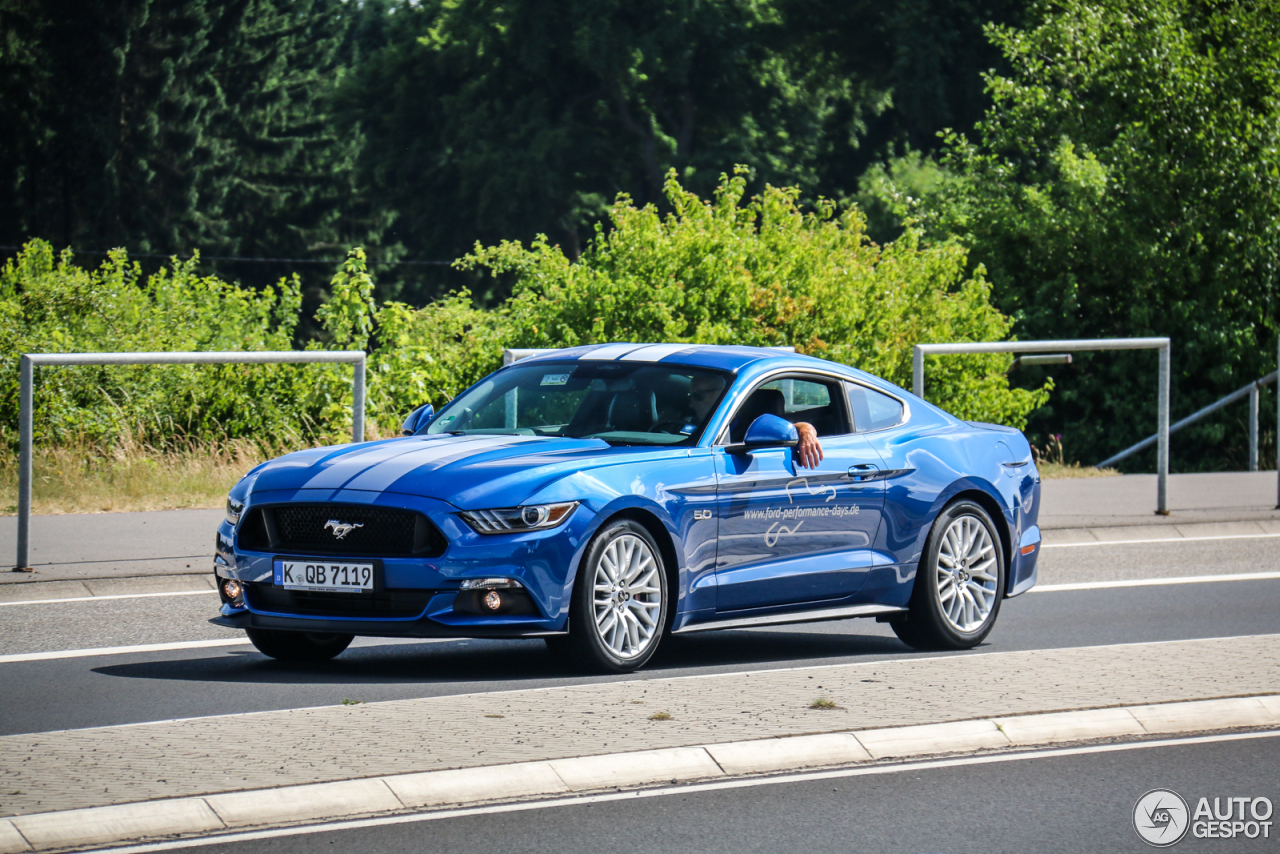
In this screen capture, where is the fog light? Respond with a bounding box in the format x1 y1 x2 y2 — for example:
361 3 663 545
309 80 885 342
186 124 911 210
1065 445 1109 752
221 579 243 601
483 590 503 612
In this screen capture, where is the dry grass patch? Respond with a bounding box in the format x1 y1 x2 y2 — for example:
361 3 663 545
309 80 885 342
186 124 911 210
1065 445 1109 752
1036 462 1119 479
0 440 271 515
1033 434 1119 479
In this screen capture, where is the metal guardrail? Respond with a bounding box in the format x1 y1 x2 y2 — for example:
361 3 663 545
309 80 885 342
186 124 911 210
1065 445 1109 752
14 350 367 572
1096 371 1277 470
912 338 1173 514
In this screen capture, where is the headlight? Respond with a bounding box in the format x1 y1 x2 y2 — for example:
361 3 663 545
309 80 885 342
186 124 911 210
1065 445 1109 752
226 497 244 526
459 502 578 534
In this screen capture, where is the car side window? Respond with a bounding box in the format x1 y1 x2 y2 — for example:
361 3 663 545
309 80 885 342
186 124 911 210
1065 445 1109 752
846 382 904 432
757 376 852 437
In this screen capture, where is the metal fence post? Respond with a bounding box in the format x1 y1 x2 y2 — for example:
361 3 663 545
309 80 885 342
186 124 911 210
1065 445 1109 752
16 356 33 571
14 350 366 571
352 354 366 444
1249 385 1260 472
1156 342 1170 515
912 346 925 399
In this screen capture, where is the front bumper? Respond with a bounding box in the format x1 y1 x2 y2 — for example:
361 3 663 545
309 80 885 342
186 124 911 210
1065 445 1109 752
210 608 567 639
215 488 598 636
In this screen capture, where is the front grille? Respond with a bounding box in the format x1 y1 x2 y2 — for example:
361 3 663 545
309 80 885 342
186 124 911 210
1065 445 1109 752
246 584 433 619
237 504 447 557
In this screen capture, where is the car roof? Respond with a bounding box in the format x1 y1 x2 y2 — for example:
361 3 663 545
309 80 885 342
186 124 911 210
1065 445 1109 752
511 342 922 403
515 343 825 373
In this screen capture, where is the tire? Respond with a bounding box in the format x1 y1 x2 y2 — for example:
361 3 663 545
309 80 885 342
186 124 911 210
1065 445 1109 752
546 519 669 673
246 628 353 661
890 500 1006 651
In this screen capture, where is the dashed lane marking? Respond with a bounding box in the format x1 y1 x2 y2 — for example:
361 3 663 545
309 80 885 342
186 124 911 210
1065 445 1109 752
0 636 461 665
0 532 1273 607
0 590 215 607
0 638 249 663
1043 532 1280 548
1033 571 1280 593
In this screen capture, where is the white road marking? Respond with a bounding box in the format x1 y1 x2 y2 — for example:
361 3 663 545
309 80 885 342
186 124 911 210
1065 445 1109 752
0 636 462 665
77 729 1280 854
1043 531 1280 548
0 638 250 663
1 531 1269 608
1033 571 1280 593
0 590 215 607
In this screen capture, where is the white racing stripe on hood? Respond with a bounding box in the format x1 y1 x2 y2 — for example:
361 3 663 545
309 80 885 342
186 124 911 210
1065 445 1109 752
295 441 437 490
619 343 695 361
340 435 539 492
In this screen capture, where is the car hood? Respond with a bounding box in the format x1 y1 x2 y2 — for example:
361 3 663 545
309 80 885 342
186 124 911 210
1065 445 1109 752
243 434 664 509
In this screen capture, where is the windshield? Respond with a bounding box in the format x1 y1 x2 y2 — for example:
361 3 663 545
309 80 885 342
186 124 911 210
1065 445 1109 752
425 361 732 446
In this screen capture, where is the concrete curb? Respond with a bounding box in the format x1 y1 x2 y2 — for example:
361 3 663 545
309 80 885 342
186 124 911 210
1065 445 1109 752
3 694 1278 853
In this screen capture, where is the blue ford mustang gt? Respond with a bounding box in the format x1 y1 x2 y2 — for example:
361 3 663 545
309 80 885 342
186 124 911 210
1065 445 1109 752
212 344 1042 672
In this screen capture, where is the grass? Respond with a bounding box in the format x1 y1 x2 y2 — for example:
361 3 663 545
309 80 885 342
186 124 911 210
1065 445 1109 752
648 711 673 721
809 697 840 710
1037 461 1119 479
0 439 271 515
1032 435 1119 479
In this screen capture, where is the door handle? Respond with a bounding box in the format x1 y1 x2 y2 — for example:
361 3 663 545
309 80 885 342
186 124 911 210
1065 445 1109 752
848 463 880 482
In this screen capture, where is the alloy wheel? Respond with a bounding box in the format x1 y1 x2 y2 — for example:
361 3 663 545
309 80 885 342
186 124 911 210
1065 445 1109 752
591 533 663 659
935 515 999 632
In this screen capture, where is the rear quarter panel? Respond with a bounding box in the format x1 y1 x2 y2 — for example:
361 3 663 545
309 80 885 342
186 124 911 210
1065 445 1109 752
856 405 1041 601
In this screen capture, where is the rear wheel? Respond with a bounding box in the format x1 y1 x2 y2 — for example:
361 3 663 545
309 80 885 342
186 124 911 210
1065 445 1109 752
546 519 668 673
890 500 1005 651
246 628 353 661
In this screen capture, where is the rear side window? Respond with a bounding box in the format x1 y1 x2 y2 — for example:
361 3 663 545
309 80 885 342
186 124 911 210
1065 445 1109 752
847 382 904 432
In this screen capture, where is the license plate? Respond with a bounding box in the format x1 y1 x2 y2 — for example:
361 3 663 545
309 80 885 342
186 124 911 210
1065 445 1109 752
274 559 375 593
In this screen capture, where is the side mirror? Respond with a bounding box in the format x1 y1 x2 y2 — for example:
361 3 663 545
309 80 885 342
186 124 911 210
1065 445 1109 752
739 413 798 451
401 403 434 436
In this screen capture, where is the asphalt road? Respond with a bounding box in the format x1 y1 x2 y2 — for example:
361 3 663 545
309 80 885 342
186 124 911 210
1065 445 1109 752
192 732 1280 854
1 537 1278 736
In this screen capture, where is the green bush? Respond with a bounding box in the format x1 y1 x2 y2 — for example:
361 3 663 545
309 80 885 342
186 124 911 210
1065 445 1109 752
2 171 1046 453
463 169 1048 426
0 242 311 451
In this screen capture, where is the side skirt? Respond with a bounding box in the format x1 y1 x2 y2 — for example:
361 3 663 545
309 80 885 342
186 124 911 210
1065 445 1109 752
672 603 906 634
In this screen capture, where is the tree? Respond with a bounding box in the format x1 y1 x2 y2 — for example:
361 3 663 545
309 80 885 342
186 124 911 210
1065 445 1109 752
918 0 1280 467
334 0 885 304
785 0 1029 195
0 0 376 277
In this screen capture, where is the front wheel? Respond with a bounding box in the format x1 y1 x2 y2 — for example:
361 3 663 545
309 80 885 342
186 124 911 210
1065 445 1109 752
890 500 1005 651
547 519 668 673
246 628 353 661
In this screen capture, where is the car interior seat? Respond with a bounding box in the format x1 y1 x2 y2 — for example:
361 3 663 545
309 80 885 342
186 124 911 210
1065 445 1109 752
729 388 786 442
607 389 659 432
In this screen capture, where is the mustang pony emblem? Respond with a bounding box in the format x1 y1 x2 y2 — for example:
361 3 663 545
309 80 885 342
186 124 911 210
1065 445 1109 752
324 519 364 540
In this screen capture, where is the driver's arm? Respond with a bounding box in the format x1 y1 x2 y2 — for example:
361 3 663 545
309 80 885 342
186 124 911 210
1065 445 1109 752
794 422 823 469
